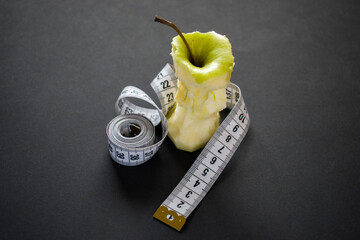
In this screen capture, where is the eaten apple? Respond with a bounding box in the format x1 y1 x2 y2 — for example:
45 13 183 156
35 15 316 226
155 17 235 152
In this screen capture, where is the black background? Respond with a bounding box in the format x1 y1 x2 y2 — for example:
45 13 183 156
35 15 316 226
1 0 360 239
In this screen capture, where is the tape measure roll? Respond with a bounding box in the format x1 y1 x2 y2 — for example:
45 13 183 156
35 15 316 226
106 84 169 166
106 64 250 230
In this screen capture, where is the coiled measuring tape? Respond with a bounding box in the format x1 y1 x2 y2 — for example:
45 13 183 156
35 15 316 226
106 64 250 230
106 64 175 166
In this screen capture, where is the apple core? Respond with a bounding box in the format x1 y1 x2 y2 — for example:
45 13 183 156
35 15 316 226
168 31 235 152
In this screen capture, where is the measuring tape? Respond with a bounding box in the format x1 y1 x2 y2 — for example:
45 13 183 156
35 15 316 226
106 64 175 166
106 64 250 230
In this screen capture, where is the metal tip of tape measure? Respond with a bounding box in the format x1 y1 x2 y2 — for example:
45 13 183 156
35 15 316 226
153 206 186 231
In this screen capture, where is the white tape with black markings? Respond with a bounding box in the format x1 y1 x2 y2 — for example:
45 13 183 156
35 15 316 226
107 83 169 166
106 64 250 230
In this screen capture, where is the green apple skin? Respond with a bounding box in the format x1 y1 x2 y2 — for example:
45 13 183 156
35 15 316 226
167 31 234 152
171 31 234 93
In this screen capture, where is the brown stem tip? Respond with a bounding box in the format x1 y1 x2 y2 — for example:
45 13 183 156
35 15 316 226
154 15 195 66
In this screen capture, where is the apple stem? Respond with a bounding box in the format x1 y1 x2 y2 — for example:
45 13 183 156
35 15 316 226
154 15 195 66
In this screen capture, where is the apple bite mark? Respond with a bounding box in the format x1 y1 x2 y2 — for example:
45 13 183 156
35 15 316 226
155 16 234 152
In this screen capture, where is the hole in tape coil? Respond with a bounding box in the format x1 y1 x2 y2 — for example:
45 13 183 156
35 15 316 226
120 123 142 138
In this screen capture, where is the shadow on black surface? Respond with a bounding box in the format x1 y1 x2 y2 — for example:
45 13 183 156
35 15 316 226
108 140 197 199
109 156 163 200
184 127 254 224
